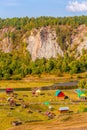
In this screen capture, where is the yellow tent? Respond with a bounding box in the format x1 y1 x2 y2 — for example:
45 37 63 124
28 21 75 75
80 94 86 97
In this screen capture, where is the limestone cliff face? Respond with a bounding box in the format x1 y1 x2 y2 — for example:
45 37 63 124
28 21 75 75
0 28 13 53
27 27 63 60
0 37 12 53
71 25 87 56
0 25 87 60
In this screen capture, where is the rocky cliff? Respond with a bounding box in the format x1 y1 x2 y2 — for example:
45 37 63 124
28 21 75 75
71 25 87 56
0 25 87 60
0 28 12 53
27 27 63 60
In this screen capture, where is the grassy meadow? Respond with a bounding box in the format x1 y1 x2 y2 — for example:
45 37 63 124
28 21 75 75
0 73 87 130
0 90 87 130
0 72 87 89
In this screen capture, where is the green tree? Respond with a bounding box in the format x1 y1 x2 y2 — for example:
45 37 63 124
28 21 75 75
78 79 87 89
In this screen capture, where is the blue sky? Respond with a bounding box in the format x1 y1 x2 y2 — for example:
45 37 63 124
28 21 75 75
0 0 87 18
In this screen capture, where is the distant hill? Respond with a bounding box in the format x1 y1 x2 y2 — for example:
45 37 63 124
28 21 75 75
0 16 87 79
0 16 87 60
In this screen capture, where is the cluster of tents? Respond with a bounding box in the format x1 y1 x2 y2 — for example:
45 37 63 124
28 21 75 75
75 89 87 99
5 88 87 115
55 89 87 100
5 88 75 99
5 87 87 103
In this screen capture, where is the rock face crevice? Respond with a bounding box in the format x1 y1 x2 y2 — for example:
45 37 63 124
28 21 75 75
27 27 63 61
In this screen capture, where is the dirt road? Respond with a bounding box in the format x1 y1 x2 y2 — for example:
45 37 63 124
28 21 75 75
7 112 87 130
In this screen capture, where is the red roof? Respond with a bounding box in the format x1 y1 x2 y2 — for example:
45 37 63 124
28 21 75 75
57 92 65 97
6 88 13 92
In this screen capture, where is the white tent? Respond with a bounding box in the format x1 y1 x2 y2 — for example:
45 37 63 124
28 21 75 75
36 89 41 94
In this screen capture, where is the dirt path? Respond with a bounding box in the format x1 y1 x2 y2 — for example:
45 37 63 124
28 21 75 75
7 113 87 130
7 123 87 130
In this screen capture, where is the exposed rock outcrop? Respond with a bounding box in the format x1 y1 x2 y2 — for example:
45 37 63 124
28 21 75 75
0 25 87 60
71 25 87 56
27 27 63 60
0 28 13 53
0 37 12 53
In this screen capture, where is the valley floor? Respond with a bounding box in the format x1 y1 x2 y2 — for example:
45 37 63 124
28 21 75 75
7 112 87 130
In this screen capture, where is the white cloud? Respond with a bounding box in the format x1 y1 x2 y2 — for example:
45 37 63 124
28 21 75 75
66 1 87 12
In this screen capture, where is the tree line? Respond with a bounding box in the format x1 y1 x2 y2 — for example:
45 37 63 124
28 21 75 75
0 49 87 80
1 15 87 30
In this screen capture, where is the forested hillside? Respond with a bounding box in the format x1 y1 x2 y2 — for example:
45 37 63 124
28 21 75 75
0 16 87 79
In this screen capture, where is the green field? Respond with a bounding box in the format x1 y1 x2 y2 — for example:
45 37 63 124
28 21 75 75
0 89 87 130
0 73 87 130
0 72 87 89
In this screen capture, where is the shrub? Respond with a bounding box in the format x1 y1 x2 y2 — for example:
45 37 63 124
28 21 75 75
78 103 87 112
78 79 87 89
77 75 82 79
12 75 22 80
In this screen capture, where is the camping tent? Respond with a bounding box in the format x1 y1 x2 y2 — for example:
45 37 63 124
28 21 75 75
36 89 41 95
55 90 65 98
78 91 85 97
49 105 53 110
44 101 50 106
75 89 86 98
75 89 87 99
6 88 13 94
75 89 81 94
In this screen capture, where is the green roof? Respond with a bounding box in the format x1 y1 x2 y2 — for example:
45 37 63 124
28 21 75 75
55 90 61 96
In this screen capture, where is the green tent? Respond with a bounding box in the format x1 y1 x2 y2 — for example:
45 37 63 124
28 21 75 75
78 91 85 97
44 101 50 106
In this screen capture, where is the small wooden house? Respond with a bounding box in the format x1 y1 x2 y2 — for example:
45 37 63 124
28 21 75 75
59 107 69 113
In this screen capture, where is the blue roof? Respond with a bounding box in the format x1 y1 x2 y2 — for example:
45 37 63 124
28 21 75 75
75 89 85 96
75 89 81 94
59 107 69 111
55 90 61 96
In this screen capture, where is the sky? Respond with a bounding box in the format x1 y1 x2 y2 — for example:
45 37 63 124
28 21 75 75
1 0 87 18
